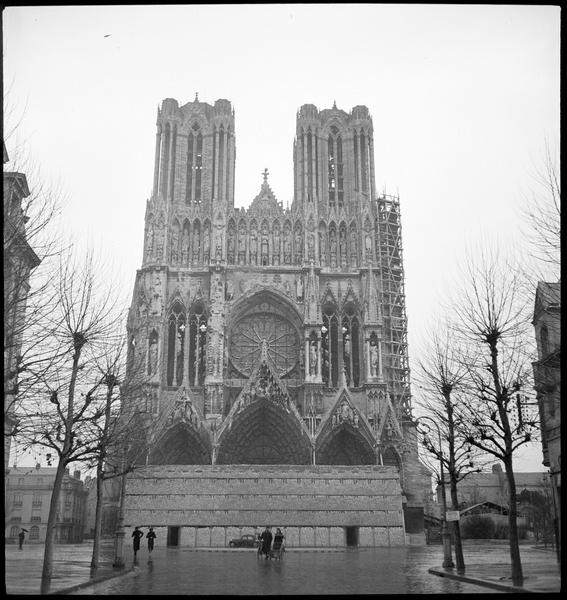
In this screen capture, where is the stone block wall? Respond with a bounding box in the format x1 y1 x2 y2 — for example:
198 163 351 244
123 464 406 547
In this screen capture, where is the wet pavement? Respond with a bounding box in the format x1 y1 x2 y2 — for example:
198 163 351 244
5 540 560 595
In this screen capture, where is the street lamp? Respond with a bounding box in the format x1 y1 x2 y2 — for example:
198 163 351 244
416 415 454 569
112 446 129 569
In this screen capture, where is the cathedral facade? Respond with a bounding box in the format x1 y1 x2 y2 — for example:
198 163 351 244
122 96 430 547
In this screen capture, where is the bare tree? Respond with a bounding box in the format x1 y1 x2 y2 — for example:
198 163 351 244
520 142 561 285
3 105 65 460
86 326 153 570
452 246 539 586
415 322 487 573
14 249 122 594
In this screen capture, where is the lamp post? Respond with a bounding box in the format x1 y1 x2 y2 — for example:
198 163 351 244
112 448 129 569
416 415 454 569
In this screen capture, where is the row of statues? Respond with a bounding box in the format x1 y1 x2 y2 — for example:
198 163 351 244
145 216 376 268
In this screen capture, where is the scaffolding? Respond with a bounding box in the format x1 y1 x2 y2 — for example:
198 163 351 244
374 194 412 420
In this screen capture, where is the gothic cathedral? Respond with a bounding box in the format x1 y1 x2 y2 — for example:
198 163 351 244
123 96 430 545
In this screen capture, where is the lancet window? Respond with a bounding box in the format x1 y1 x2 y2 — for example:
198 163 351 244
166 301 186 387
188 301 208 386
186 124 203 205
322 304 339 387
327 129 344 208
160 123 170 199
342 303 361 387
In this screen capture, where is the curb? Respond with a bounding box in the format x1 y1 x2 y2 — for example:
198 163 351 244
428 567 535 594
48 565 137 595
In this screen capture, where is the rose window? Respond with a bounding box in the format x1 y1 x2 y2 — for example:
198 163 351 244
229 303 299 377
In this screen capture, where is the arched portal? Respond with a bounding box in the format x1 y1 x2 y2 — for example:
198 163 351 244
216 400 311 464
149 423 212 465
317 424 376 465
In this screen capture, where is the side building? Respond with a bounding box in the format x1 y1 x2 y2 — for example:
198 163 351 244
3 143 41 478
5 465 88 544
118 96 431 548
532 281 561 551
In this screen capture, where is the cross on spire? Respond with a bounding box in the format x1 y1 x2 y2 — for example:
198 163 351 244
262 168 269 184
194 92 199 102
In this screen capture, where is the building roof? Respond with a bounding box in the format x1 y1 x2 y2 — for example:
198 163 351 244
534 281 561 320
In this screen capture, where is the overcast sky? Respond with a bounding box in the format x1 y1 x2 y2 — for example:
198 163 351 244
3 4 560 471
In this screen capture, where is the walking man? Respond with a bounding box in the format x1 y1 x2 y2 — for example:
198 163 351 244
146 527 156 553
260 526 273 559
18 529 25 550
132 526 144 558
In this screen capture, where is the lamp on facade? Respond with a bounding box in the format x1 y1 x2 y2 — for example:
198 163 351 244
179 323 186 333
416 415 454 570
199 323 207 333
321 325 327 335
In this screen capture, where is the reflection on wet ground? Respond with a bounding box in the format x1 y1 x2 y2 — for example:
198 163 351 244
74 545 493 594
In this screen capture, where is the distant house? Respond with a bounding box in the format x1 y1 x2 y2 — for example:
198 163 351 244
436 464 549 509
5 465 88 543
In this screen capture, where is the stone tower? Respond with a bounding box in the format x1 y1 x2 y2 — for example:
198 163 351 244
123 96 430 545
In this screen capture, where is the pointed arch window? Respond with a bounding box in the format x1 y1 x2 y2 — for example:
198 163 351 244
328 128 344 208
160 123 171 199
186 124 203 205
322 304 339 387
188 302 208 386
166 302 186 387
540 325 549 356
342 303 360 387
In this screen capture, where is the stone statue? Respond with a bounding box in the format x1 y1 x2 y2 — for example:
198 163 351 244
309 342 318 375
318 231 326 266
148 337 158 376
171 228 179 263
272 228 280 264
146 221 155 258
250 228 258 263
150 273 162 315
192 227 200 261
181 229 190 264
296 275 303 301
155 216 165 259
369 343 378 377
203 227 211 260
339 229 347 264
365 233 372 258
308 232 315 259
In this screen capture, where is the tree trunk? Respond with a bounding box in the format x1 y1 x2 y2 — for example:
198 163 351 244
91 379 114 569
90 461 104 569
40 460 67 594
504 457 523 585
42 342 82 593
449 478 465 572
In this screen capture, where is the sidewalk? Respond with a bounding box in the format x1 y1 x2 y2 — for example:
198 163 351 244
428 546 561 594
4 539 134 595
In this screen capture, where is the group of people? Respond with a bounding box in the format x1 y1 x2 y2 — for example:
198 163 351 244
132 526 156 558
258 526 285 559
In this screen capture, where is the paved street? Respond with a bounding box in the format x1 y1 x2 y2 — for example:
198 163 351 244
5 540 559 595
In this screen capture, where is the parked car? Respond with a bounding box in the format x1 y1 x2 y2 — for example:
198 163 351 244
229 534 258 548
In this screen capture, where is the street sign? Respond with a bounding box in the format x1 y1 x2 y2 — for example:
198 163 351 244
446 511 460 521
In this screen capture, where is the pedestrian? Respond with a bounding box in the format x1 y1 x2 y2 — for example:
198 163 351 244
18 529 25 550
272 528 284 559
260 526 273 559
146 527 156 553
132 526 144 558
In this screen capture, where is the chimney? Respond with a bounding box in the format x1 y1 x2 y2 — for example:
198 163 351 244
36 463 41 470
74 470 80 480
